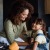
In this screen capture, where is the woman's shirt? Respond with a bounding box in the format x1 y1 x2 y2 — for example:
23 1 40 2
4 19 27 43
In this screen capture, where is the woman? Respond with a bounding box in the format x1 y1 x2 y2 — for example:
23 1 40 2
4 0 34 46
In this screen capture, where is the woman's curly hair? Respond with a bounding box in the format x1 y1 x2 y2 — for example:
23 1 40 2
7 0 34 25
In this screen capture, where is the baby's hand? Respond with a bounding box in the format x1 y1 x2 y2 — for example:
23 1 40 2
30 38 34 44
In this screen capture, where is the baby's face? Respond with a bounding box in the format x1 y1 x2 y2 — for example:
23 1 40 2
32 23 42 31
32 23 36 30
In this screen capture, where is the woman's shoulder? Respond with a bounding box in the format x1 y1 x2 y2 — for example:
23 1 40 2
4 19 14 27
4 19 12 25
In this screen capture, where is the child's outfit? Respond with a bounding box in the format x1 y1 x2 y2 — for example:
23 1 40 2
34 30 46 44
25 30 49 50
36 30 47 50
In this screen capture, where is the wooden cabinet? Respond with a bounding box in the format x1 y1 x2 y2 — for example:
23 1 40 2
45 0 50 14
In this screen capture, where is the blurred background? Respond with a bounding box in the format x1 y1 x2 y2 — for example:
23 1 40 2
0 0 3 31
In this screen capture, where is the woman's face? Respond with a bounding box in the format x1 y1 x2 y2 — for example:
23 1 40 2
19 9 29 21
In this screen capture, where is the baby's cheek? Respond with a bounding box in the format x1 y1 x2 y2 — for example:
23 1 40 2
32 27 36 30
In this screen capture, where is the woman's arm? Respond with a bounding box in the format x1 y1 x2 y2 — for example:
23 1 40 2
17 42 29 46
33 41 38 50
23 22 27 34
4 20 15 43
20 22 28 40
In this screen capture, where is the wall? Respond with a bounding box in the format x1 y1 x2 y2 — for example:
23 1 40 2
0 0 3 32
38 0 45 18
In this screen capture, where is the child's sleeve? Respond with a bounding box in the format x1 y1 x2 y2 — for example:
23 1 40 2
35 35 46 44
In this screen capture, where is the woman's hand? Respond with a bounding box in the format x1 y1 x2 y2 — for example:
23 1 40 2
31 38 34 43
